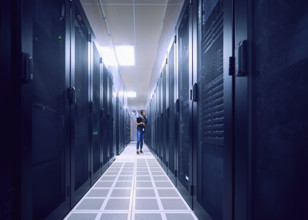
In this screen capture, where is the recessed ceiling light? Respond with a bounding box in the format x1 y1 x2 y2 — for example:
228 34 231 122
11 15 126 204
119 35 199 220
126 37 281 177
115 46 135 66
100 47 117 67
126 92 136 98
119 91 136 98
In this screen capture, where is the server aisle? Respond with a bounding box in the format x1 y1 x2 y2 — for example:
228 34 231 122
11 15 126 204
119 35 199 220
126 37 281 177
64 143 198 220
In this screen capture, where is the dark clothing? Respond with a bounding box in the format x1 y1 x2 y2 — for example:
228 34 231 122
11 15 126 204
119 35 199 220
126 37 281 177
136 116 147 131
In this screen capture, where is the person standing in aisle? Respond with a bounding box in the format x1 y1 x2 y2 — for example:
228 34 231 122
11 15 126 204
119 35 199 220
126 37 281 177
135 110 147 154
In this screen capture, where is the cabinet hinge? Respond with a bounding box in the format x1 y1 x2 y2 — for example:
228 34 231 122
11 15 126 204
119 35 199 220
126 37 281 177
21 52 33 83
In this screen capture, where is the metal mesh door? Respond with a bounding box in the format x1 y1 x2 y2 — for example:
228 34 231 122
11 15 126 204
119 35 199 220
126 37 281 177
197 0 224 219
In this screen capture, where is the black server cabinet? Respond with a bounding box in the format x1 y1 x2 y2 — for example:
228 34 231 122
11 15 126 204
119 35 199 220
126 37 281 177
106 73 114 160
32 0 70 219
112 88 117 156
194 0 226 219
176 1 193 208
101 65 108 164
234 1 308 220
157 78 162 158
70 2 91 206
115 97 120 155
125 109 130 145
167 43 176 179
193 0 235 219
91 42 102 183
162 65 167 166
2 0 34 219
1 0 25 218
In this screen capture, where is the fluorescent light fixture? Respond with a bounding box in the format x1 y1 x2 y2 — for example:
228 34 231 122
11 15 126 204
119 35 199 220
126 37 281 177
119 91 136 98
126 92 136 98
100 47 117 67
115 46 135 66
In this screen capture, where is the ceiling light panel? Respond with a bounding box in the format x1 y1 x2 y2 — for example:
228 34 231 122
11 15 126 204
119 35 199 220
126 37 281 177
101 47 118 67
115 46 135 66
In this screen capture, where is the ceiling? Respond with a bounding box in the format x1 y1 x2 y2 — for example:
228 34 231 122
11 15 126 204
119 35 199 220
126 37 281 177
81 0 184 109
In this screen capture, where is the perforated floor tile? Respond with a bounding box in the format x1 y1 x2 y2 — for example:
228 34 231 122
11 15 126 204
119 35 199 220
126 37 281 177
155 181 173 187
100 213 128 220
115 181 133 187
87 189 109 197
136 181 153 188
134 213 162 220
165 213 196 220
110 189 131 197
135 189 156 197
161 198 188 210
135 199 159 210
104 199 130 210
95 181 113 188
66 213 97 220
76 199 104 210
157 189 179 197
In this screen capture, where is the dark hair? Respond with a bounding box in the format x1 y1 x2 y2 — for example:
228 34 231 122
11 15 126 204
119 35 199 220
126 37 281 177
140 110 146 115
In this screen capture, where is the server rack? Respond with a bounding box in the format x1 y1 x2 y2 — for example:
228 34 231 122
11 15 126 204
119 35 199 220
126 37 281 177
90 42 102 184
167 42 177 182
162 64 167 166
101 65 109 164
176 0 193 208
1 0 129 219
70 2 92 206
107 73 114 161
112 88 117 156
115 97 120 155
31 0 70 218
194 0 226 219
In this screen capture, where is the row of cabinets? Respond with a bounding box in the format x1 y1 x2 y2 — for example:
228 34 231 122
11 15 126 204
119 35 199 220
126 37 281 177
146 0 308 220
1 0 131 219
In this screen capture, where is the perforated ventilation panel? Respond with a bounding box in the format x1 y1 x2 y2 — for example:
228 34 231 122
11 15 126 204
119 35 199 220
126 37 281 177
201 0 224 147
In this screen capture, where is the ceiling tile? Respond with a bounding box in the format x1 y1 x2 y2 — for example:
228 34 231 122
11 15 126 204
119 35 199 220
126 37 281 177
82 5 112 46
135 0 166 4
104 5 135 45
145 4 184 104
135 45 157 69
103 0 133 4
168 0 185 4
81 0 99 5
119 66 136 76
135 5 166 45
